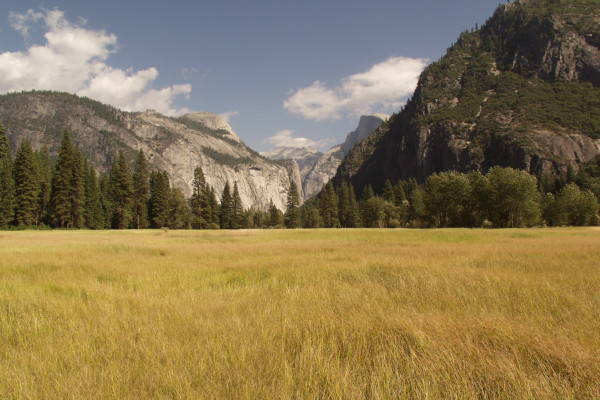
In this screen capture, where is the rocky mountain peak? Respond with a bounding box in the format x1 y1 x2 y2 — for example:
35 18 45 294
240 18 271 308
181 112 242 142
340 114 389 155
263 114 387 200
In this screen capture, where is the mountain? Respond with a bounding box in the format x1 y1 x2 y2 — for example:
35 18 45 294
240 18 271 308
333 0 600 193
0 91 301 210
264 114 388 199
262 146 323 178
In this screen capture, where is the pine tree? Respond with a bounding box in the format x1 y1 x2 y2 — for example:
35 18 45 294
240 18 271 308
284 180 300 228
268 199 281 227
220 181 234 229
13 139 40 226
382 179 395 202
70 149 86 228
149 171 171 228
190 165 207 228
338 183 350 227
305 207 322 228
319 181 339 228
343 183 361 228
232 182 244 229
99 173 112 229
168 187 191 229
0 124 15 228
84 164 104 229
110 151 133 229
393 181 407 206
35 147 52 226
50 132 79 228
131 150 150 229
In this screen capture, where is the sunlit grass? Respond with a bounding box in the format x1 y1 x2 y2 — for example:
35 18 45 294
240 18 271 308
1 228 599 399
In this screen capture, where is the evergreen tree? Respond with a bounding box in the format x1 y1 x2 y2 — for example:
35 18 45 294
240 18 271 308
305 207 322 228
131 150 150 229
232 182 245 229
393 181 407 206
190 165 207 228
84 164 104 229
220 181 234 229
168 187 191 229
361 185 375 202
268 199 282 227
149 170 170 228
319 181 339 228
382 179 395 202
99 172 112 229
360 185 376 226
35 147 52 226
362 196 386 228
13 139 40 226
50 132 80 228
0 124 15 228
338 182 360 228
110 151 133 229
346 184 361 228
70 150 86 228
284 180 300 228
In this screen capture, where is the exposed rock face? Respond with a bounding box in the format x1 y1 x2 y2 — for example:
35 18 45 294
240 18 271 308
0 91 301 210
302 145 345 199
263 115 388 199
340 114 390 155
334 0 600 193
262 147 322 178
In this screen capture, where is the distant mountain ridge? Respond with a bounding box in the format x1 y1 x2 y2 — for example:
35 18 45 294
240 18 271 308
332 0 600 193
0 91 302 210
264 114 388 199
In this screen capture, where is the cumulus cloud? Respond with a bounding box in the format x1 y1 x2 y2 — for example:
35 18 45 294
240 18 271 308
265 129 334 149
284 56 428 121
0 8 191 115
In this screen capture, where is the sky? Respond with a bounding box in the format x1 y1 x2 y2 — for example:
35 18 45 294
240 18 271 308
0 0 504 152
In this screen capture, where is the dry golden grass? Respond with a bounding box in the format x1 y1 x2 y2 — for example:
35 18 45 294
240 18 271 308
0 228 599 399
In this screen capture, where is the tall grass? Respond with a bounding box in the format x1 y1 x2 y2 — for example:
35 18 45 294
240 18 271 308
1 228 599 399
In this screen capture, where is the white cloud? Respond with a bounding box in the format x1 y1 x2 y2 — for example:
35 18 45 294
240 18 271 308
265 129 334 149
219 111 239 123
284 56 428 121
0 8 191 116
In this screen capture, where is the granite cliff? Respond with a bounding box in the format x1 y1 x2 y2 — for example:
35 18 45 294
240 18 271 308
0 91 301 210
333 0 600 193
264 114 388 199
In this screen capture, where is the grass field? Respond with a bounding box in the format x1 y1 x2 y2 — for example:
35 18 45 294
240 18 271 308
1 228 599 399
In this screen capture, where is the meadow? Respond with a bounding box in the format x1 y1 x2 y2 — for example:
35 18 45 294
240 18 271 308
0 228 599 399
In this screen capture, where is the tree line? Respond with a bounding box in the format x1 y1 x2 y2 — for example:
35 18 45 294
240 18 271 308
0 127 268 230
1 124 598 230
301 167 599 229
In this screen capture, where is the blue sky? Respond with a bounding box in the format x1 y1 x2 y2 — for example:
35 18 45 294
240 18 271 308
0 0 504 152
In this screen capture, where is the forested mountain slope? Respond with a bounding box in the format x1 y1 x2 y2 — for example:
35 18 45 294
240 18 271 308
333 0 600 193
